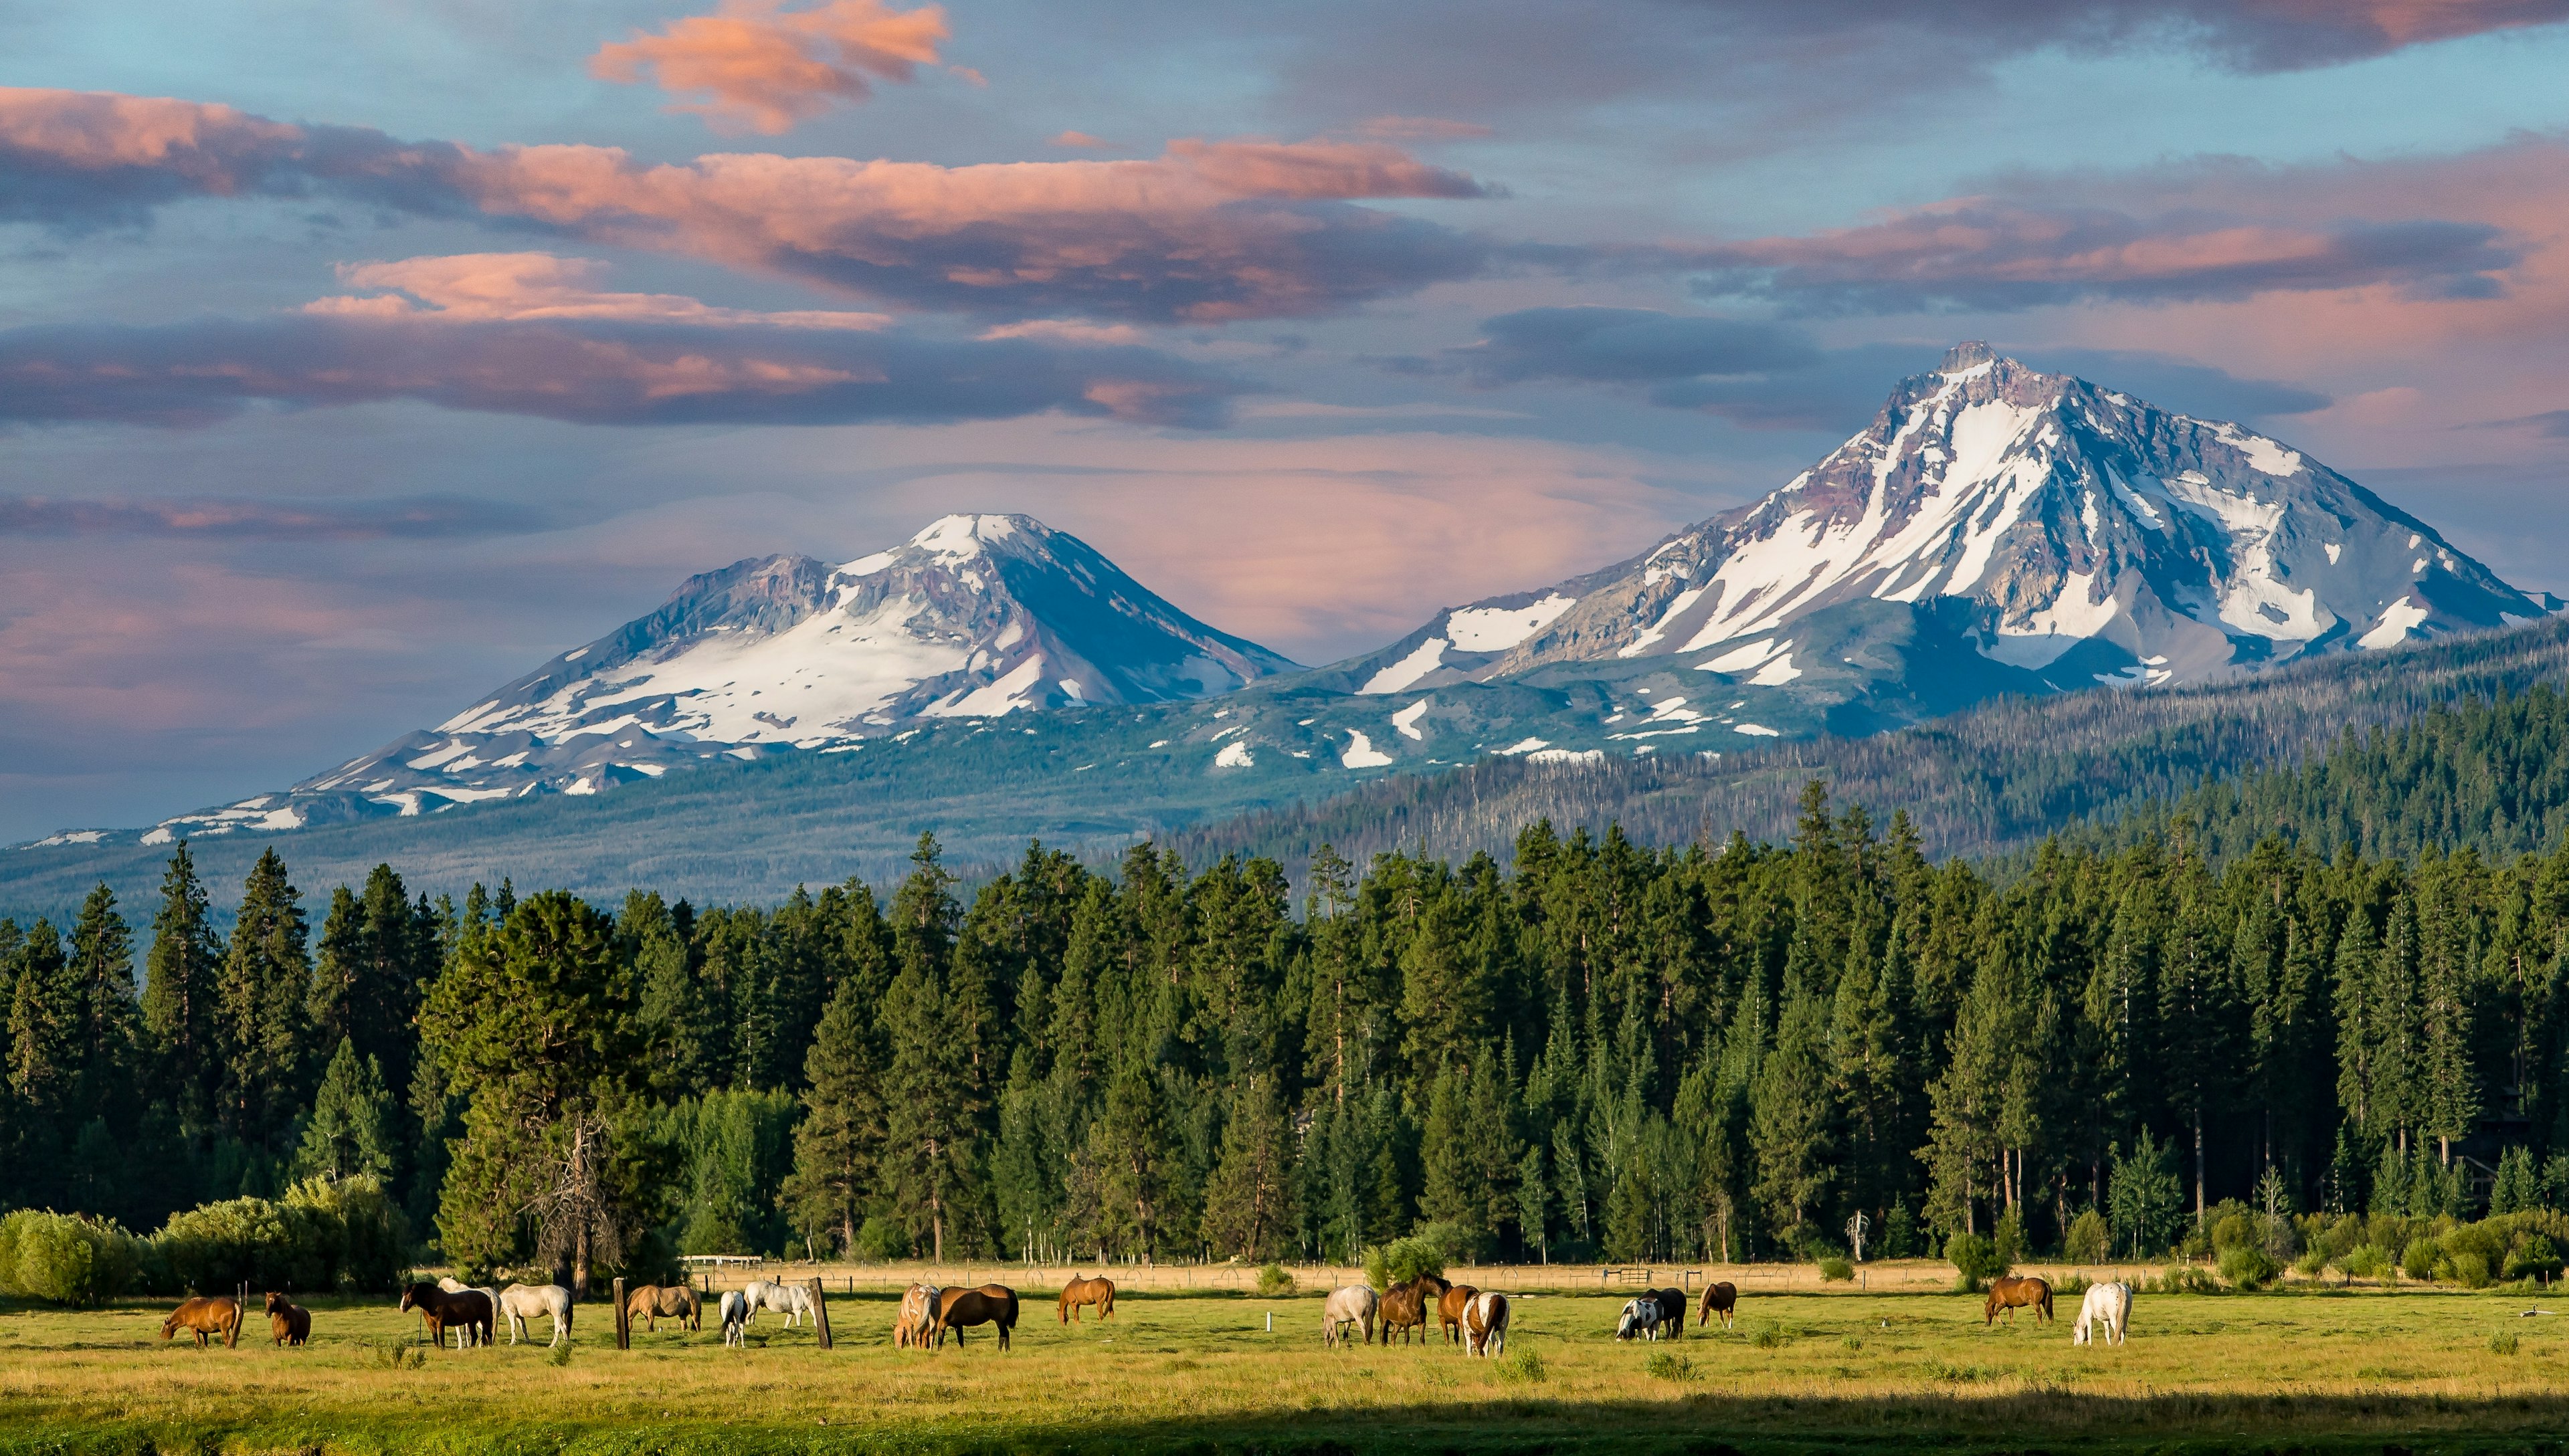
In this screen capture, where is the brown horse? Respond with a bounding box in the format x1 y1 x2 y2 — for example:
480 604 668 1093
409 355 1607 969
1697 1280 1737 1330
1642 1287 1687 1339
1436 1283 1480 1345
625 1283 702 1333
161 1296 242 1348
1377 1274 1444 1346
938 1284 1020 1350
1984 1275 2053 1326
1058 1274 1116 1324
399 1283 492 1348
264 1292 310 1348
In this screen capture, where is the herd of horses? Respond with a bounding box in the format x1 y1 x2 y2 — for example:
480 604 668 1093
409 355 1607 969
146 1267 2139 1357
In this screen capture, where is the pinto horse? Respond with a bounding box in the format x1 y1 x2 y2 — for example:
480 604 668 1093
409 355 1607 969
937 1284 1020 1350
1696 1280 1738 1330
264 1292 310 1347
1437 1283 1480 1345
1464 1291 1510 1356
161 1296 241 1348
401 1283 492 1349
894 1283 944 1348
1058 1274 1116 1323
1984 1275 2053 1326
1642 1287 1687 1339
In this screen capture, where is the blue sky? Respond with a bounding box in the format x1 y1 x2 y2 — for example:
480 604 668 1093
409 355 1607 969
6 0 2569 839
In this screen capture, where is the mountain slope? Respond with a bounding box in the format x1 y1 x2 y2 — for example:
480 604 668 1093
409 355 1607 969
135 513 1298 842
1333 343 2549 709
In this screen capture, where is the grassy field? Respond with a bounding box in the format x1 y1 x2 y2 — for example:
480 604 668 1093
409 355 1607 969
4 1267 2567 1455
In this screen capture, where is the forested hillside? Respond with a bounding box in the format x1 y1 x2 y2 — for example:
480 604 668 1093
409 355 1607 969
9 774 2569 1283
1165 615 2569 883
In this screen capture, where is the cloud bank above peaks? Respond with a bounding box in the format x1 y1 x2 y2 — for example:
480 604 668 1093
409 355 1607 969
591 0 954 136
0 88 1493 322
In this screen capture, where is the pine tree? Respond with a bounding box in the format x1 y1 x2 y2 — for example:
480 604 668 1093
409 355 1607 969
216 848 311 1148
64 883 138 1120
141 843 221 1121
781 974 886 1255
1202 1072 1296 1259
1751 989 1835 1245
296 1036 397 1180
7 920 76 1111
880 838 984 1261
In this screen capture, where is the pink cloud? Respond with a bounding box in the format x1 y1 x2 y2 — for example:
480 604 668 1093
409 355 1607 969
1047 130 1115 150
306 251 892 328
0 88 1495 320
591 0 951 136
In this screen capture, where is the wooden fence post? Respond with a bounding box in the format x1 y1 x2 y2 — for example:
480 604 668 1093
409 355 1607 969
808 1277 833 1350
613 1277 630 1350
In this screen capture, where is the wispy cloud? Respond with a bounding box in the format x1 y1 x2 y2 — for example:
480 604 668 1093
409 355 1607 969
591 0 951 135
0 494 547 539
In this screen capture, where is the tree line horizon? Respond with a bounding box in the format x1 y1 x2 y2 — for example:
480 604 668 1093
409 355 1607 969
7 777 2569 1285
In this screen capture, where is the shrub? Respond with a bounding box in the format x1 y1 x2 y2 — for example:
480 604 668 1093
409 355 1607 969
2491 1331 2522 1355
2445 1251 2493 1289
2344 1243 2393 1281
2063 1209 2112 1264
852 1215 909 1263
2152 1265 2222 1295
155 1196 340 1295
1495 1348 1547 1384
1644 1350 1696 1381
284 1176 409 1293
1818 1256 1854 1283
2051 1273 2091 1299
1372 1235 1445 1286
1945 1233 2007 1291
0 1210 142 1306
1412 1222 1481 1269
1750 1320 1786 1349
2401 1237 2442 1282
2212 1211 2259 1253
2506 1234 2563 1283
1256 1262 1295 1297
2218 1244 2279 1291
1991 1209 2024 1269
547 1339 574 1367
2293 1250 2327 1277
1364 1243 1390 1291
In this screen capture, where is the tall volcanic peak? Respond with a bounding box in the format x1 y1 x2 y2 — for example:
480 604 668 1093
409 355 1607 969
1344 344 2549 697
134 512 1299 841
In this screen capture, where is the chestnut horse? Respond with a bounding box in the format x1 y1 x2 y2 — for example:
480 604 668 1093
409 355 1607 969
937 1284 1020 1350
399 1283 492 1349
1696 1280 1738 1330
626 1283 702 1333
1984 1275 2053 1326
1437 1283 1480 1345
161 1296 241 1348
1058 1274 1116 1323
1377 1273 1446 1346
264 1292 309 1348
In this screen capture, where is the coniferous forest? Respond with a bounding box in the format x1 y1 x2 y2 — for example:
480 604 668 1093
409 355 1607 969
11 720 2569 1291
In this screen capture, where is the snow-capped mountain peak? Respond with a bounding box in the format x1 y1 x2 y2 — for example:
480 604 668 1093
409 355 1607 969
140 512 1297 836
1339 343 2548 699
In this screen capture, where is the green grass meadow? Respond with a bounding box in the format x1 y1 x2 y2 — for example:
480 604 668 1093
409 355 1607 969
5 1282 2569 1455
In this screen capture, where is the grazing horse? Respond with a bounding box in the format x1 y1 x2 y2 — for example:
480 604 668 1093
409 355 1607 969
1437 1283 1480 1345
438 1277 506 1348
1322 1285 1377 1348
1616 1298 1657 1341
2072 1281 2131 1347
1697 1281 1738 1330
1984 1275 2053 1326
741 1279 816 1330
720 1289 749 1348
161 1296 241 1348
1058 1273 1117 1324
264 1292 309 1348
1642 1287 1687 1339
401 1283 492 1350
626 1283 702 1333
937 1284 1020 1350
498 1283 574 1347
894 1283 944 1348
1464 1291 1510 1357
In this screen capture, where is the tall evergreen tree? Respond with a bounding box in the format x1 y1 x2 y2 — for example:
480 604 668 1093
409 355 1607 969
216 848 312 1148
142 843 222 1122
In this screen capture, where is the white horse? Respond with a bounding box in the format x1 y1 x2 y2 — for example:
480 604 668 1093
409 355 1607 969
1323 1285 1378 1348
1615 1297 1658 1341
721 1289 749 1348
438 1277 506 1348
1466 1291 1510 1357
2072 1281 2131 1347
740 1279 816 1329
894 1283 943 1348
499 1283 574 1347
